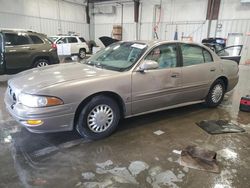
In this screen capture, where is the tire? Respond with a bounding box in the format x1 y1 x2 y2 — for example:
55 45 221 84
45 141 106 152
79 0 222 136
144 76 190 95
205 79 226 107
79 49 86 59
76 96 120 140
34 59 49 68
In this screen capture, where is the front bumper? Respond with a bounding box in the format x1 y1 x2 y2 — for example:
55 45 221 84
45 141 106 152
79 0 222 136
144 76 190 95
4 91 76 133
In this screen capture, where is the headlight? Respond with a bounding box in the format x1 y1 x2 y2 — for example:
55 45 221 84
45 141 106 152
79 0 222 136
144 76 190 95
18 93 63 108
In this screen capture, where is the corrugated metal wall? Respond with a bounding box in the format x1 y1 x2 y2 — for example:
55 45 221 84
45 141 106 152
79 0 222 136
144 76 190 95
94 23 136 41
0 0 89 39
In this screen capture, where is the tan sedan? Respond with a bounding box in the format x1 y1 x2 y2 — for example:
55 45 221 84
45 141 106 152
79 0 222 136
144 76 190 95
5 41 239 140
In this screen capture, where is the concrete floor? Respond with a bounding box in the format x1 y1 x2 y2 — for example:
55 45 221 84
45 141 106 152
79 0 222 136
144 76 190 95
0 65 250 188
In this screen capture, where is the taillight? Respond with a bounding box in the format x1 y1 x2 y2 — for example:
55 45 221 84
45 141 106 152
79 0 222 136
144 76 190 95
52 43 57 49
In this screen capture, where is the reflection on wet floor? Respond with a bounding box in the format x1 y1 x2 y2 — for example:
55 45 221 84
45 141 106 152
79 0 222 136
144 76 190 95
0 65 250 188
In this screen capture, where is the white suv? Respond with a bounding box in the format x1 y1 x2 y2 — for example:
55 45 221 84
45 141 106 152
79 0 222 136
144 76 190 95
50 36 89 59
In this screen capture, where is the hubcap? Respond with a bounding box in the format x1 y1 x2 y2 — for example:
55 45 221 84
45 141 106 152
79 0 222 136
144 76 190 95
37 61 48 67
211 84 223 103
80 50 86 58
87 105 114 133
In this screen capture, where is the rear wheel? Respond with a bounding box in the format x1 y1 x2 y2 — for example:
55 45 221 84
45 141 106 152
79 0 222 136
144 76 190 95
34 59 49 68
76 96 120 140
205 79 225 107
79 49 86 59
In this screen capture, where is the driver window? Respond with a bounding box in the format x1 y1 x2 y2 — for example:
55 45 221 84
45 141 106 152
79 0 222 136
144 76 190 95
145 44 177 69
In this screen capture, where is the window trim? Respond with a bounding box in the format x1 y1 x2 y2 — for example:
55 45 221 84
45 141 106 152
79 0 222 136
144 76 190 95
202 48 213 63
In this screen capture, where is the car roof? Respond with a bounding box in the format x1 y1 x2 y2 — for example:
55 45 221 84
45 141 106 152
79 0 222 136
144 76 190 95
50 35 81 38
121 40 209 49
0 28 37 33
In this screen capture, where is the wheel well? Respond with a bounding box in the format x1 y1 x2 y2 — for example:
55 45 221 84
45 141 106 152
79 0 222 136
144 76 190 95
79 48 86 52
217 76 228 90
73 91 126 128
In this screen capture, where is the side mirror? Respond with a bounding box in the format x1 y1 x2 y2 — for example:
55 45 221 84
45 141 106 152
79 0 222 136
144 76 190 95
137 60 159 72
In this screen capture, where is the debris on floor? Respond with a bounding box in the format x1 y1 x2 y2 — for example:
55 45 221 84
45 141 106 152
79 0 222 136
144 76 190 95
81 172 95 180
179 145 220 173
4 135 12 143
172 150 182 155
196 120 245 134
217 148 238 161
153 130 165 136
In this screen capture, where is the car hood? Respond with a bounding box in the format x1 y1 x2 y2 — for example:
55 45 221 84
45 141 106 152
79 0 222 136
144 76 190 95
8 63 117 94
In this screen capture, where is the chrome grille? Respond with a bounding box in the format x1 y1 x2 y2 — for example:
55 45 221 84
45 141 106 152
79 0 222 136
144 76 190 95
8 86 17 102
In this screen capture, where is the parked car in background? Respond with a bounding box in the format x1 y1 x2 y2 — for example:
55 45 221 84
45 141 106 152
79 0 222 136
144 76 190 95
202 37 227 48
202 38 243 64
92 36 119 54
5 41 239 140
49 35 90 59
0 29 59 75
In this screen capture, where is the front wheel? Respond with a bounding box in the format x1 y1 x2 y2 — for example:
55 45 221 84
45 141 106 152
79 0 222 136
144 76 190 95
76 96 120 140
205 79 225 107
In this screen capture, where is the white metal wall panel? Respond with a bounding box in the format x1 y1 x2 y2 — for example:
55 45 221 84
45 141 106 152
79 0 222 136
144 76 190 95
0 0 89 39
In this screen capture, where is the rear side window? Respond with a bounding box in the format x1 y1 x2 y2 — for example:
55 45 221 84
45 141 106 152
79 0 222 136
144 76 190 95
68 37 78 43
181 44 204 66
29 35 44 44
5 33 30 46
79 37 86 42
203 49 213 62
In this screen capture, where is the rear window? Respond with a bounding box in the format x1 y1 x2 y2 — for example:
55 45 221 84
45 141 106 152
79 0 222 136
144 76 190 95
79 37 86 42
5 33 30 46
203 49 213 62
29 35 44 44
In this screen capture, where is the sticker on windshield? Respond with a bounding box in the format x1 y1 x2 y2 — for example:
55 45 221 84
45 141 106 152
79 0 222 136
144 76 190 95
131 43 147 49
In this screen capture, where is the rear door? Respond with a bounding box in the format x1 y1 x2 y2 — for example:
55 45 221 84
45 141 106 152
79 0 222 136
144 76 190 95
180 43 216 102
217 45 243 64
4 32 33 69
0 32 5 74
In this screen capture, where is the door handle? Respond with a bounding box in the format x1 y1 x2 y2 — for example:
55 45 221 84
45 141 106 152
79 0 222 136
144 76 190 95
171 73 180 78
210 67 216 72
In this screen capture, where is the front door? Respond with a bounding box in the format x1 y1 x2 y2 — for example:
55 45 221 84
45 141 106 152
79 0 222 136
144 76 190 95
0 33 5 75
180 43 216 102
67 37 78 54
131 43 182 114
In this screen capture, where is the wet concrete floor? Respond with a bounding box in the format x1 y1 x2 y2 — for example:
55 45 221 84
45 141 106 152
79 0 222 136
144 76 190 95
0 65 250 188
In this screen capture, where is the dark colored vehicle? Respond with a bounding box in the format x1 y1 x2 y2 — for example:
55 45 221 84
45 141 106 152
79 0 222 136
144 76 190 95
202 38 242 64
202 37 227 48
202 43 224 53
99 36 119 47
0 29 59 75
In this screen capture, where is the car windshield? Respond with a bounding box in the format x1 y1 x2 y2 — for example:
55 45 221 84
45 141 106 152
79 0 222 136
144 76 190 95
84 42 147 71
